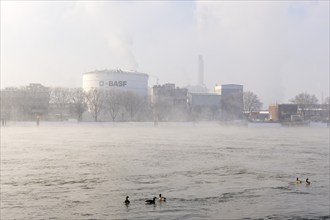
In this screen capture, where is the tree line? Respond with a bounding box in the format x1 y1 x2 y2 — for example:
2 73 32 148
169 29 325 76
49 88 149 122
0 87 149 122
1 86 329 122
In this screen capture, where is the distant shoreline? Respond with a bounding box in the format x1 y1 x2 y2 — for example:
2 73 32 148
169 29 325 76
1 120 329 128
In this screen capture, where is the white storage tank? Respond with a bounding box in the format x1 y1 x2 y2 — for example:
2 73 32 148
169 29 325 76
82 69 149 97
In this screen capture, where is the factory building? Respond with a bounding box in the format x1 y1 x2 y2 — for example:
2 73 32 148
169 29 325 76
82 69 149 97
188 93 221 108
152 83 188 108
151 83 188 121
215 84 244 120
188 93 221 120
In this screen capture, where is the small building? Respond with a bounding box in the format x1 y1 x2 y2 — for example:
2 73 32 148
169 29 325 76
268 104 298 122
279 104 298 121
269 104 279 122
298 104 330 122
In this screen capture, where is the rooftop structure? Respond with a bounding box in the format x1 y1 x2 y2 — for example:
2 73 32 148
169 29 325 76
214 84 243 96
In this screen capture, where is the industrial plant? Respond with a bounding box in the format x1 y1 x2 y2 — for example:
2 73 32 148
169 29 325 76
0 55 329 124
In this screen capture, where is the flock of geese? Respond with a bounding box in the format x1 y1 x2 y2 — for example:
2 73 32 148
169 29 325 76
124 178 311 205
124 194 166 205
296 177 311 185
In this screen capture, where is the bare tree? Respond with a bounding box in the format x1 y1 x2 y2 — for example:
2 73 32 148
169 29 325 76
15 89 26 119
85 88 105 122
104 89 123 121
49 87 71 120
324 96 330 105
24 84 50 120
1 89 20 120
70 88 87 121
243 91 263 113
0 91 12 123
1 84 49 121
122 91 144 121
152 98 171 122
322 96 330 123
136 98 150 121
290 92 318 119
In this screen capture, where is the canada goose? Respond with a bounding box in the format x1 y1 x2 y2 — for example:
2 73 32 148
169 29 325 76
124 196 130 205
145 197 157 204
159 194 166 201
295 177 302 184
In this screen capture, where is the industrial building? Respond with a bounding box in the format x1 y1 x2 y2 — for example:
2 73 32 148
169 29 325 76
188 93 221 108
152 83 187 107
214 84 244 120
151 83 188 121
82 69 149 97
188 93 221 120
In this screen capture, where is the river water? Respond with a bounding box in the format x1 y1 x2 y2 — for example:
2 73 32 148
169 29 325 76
1 122 329 219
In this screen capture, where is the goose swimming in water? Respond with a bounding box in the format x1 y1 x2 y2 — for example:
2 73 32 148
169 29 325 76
145 197 157 204
124 196 130 205
159 194 166 202
295 177 302 184
306 178 311 185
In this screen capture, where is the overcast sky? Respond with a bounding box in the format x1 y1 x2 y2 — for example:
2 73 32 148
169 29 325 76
1 1 329 107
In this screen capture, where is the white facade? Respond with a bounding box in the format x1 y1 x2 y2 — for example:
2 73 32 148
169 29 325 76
214 84 243 95
83 69 149 97
188 93 221 108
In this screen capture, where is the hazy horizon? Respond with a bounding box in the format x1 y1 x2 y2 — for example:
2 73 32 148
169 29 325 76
1 1 329 107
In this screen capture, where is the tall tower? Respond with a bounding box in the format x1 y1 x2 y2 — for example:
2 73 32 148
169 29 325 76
198 55 204 86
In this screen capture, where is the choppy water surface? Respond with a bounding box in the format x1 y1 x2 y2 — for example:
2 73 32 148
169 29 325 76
1 122 329 219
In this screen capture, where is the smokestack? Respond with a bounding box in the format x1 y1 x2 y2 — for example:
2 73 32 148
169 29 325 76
198 55 204 85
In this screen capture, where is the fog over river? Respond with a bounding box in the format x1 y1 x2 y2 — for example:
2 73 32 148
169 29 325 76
1 122 329 219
